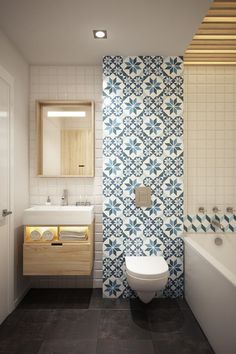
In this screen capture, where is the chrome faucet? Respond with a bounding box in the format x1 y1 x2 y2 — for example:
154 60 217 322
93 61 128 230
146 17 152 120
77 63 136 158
61 189 68 206
211 219 224 232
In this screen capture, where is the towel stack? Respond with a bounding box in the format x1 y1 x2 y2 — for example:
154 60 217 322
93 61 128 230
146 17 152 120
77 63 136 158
59 230 87 241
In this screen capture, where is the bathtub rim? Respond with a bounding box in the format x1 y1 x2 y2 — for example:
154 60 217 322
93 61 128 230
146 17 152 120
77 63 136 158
183 233 236 288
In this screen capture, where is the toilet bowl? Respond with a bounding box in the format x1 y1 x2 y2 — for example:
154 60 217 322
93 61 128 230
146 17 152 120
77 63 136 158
125 256 169 303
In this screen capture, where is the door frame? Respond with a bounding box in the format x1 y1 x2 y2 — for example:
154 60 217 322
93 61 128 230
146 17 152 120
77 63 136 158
0 64 14 316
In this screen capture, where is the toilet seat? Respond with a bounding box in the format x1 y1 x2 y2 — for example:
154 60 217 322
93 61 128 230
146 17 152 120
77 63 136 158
125 256 169 280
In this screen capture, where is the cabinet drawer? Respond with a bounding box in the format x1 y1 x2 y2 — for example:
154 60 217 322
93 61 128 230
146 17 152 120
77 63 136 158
23 242 93 276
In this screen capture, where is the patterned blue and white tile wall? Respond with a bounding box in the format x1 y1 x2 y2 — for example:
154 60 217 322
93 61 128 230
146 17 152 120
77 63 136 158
102 56 184 298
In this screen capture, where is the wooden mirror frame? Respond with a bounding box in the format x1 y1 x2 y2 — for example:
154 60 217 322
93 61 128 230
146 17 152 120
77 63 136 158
36 100 95 177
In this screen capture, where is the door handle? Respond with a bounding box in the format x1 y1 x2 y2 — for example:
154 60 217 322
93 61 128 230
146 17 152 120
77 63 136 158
2 209 12 217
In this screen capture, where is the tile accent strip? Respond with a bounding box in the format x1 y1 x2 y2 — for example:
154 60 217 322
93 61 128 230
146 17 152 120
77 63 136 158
184 214 236 233
102 56 184 298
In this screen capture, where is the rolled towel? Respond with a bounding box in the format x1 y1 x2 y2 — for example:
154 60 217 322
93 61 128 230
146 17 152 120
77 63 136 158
30 229 42 241
42 230 54 241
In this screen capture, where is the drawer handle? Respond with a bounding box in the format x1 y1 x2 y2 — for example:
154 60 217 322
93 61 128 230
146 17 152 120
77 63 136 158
51 243 63 246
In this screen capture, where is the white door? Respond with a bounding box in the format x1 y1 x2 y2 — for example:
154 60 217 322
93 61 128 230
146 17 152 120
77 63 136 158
0 66 13 324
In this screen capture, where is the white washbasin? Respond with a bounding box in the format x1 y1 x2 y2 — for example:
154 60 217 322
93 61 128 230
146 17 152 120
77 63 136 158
23 205 94 225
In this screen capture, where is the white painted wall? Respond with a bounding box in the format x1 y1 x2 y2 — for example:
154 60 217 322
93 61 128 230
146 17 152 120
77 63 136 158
29 66 103 288
0 29 29 304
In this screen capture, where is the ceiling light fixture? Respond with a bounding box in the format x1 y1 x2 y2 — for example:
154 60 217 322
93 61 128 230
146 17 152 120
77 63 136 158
93 30 107 39
47 111 86 117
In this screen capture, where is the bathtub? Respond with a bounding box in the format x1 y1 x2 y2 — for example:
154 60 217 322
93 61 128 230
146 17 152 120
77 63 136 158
184 233 236 354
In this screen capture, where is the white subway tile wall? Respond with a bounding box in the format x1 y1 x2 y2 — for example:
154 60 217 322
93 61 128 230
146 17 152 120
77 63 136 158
184 65 236 215
29 66 103 288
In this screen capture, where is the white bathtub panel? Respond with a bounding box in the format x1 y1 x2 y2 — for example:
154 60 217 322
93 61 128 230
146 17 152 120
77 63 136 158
185 243 236 354
186 233 236 274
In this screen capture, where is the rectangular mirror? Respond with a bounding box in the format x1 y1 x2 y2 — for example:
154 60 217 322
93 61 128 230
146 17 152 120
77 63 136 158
36 100 94 177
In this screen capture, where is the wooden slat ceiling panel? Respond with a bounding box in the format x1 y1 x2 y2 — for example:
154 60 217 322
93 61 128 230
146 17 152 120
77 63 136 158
184 0 236 64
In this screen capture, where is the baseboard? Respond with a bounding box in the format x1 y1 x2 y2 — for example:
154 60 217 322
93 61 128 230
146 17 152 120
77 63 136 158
13 285 30 309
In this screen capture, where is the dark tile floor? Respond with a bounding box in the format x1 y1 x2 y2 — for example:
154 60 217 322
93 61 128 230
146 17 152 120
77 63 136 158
0 289 214 354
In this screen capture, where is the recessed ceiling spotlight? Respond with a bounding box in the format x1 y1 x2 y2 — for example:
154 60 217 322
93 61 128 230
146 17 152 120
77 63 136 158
93 30 107 39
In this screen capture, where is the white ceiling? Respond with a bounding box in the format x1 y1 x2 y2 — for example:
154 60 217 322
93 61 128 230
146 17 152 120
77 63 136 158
0 0 211 65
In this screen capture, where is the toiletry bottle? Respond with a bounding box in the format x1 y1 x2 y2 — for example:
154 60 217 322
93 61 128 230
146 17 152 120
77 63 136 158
46 196 51 205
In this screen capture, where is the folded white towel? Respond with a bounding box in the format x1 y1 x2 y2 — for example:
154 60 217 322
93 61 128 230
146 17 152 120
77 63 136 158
59 230 87 241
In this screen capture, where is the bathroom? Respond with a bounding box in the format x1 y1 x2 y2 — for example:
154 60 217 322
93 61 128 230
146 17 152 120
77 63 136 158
0 0 235 353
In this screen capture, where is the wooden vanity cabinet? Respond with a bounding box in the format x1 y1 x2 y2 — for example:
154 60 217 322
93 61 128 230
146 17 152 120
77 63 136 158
23 223 94 276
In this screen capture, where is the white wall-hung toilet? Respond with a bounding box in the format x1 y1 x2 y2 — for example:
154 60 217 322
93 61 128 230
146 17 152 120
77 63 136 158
125 256 169 304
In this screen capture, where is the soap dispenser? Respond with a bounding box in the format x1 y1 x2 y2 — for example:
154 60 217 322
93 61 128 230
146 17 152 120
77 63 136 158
45 196 51 205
